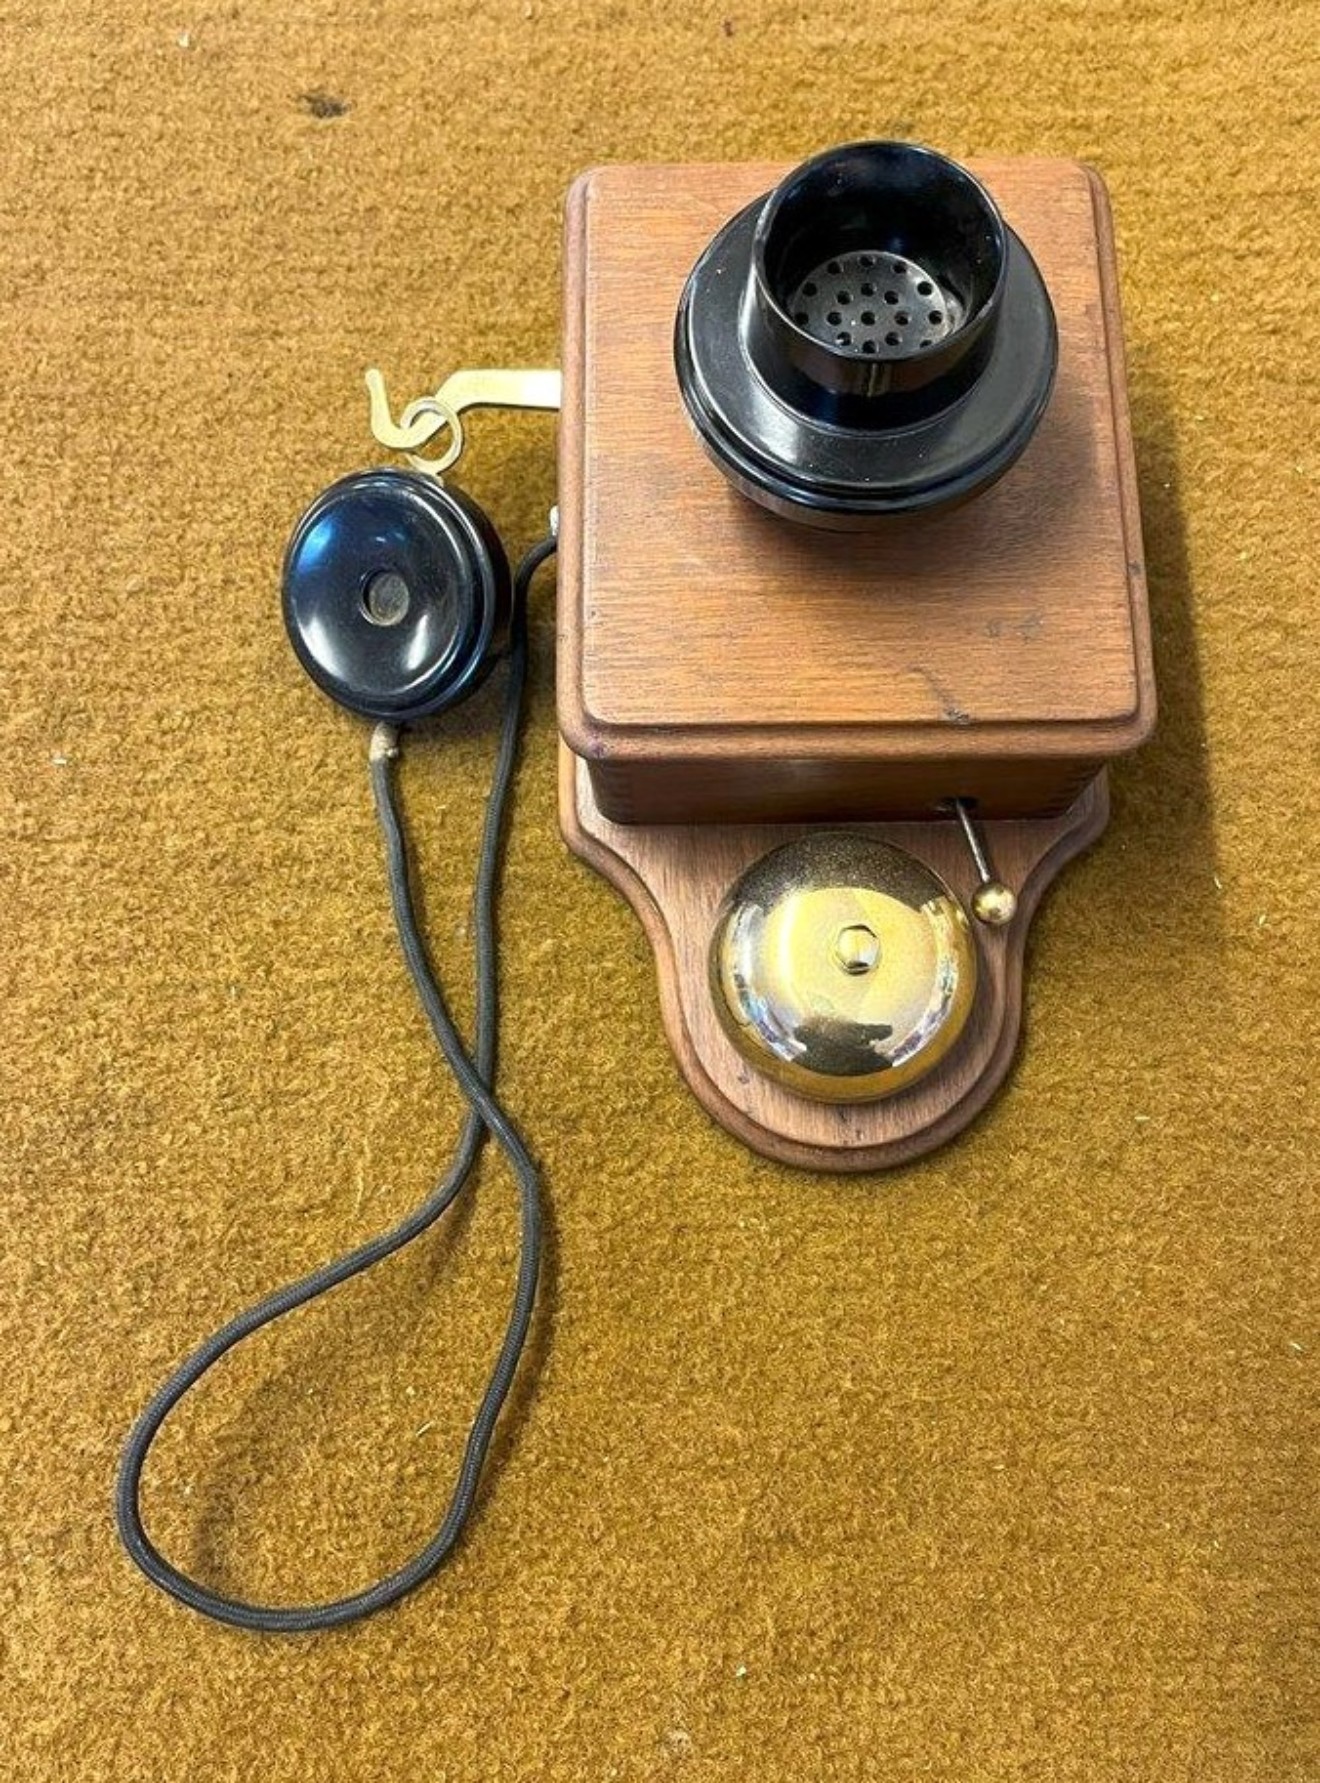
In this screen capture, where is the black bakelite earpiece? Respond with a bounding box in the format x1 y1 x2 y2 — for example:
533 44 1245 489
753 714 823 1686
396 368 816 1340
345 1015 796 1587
281 466 511 722
118 445 556 1634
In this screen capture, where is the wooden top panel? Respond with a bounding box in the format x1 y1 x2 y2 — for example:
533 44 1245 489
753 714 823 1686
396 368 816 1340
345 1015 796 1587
559 158 1154 758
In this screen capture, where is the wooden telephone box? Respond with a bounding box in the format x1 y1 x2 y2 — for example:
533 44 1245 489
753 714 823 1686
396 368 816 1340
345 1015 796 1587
558 151 1153 1169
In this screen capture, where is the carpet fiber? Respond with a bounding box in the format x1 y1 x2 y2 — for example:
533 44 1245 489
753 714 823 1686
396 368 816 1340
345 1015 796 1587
2 3 1316 1778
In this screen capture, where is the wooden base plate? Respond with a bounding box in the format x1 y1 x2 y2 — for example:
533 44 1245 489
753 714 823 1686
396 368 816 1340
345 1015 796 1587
561 749 1109 1171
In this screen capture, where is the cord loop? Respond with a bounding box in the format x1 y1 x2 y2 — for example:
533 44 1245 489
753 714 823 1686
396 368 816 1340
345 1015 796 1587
115 535 557 1633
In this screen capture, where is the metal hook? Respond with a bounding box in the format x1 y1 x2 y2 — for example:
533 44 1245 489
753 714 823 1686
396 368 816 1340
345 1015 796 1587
365 367 562 480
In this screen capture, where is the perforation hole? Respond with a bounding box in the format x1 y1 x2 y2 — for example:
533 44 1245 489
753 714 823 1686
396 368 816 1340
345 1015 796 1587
787 250 962 356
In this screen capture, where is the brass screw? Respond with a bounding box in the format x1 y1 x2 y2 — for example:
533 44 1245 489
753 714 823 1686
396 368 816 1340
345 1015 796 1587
833 922 881 975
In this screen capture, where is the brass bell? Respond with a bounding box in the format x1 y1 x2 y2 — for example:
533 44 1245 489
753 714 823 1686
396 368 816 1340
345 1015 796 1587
711 833 977 1103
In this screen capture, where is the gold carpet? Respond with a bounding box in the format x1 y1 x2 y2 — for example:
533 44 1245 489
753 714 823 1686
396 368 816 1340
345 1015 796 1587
3 2 1315 1778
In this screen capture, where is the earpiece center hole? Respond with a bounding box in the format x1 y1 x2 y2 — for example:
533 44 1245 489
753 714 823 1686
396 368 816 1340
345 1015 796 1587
362 569 412 627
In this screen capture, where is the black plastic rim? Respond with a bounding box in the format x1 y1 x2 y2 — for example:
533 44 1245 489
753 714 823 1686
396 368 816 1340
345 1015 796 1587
674 141 1058 527
282 469 511 723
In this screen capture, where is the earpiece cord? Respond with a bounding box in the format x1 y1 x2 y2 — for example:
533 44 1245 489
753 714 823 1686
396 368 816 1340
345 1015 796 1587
115 533 558 1633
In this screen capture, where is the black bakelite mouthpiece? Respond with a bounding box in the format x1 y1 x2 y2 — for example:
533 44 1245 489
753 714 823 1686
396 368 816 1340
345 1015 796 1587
674 141 1058 526
282 469 511 723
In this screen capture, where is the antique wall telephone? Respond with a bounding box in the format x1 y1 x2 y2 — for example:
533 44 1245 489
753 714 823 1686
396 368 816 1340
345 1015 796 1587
117 142 1154 1630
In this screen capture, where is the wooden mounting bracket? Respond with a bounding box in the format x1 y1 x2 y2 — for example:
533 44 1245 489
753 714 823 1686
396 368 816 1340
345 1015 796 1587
562 749 1108 1171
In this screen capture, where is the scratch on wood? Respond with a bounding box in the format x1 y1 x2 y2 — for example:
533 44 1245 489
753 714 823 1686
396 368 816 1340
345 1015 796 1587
986 611 1043 641
909 664 972 725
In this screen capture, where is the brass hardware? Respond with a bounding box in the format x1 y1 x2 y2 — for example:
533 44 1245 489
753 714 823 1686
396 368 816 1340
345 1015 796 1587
711 832 977 1103
366 367 562 478
833 922 881 975
951 797 1018 927
971 881 1018 927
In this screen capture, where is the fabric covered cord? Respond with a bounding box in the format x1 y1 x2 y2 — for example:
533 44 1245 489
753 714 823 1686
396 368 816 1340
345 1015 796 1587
114 533 558 1633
